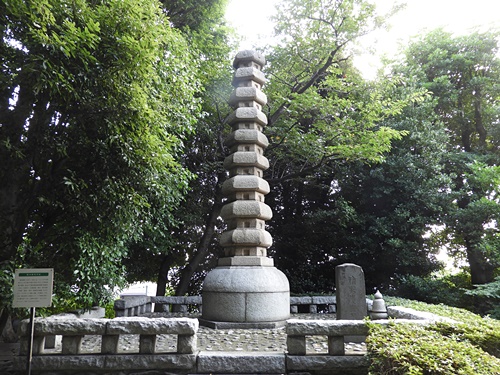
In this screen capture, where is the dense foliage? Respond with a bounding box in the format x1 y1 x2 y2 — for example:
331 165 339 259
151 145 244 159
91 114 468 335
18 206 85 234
0 0 200 314
395 29 500 286
156 0 416 296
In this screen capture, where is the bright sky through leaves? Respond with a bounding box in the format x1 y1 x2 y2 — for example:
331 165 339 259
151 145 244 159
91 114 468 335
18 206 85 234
226 0 500 78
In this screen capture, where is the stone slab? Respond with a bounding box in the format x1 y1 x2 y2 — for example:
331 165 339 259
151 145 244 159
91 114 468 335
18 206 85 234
335 264 367 320
312 296 336 304
106 317 198 335
226 129 269 148
286 319 368 336
223 151 269 170
387 306 457 323
218 256 274 267
335 264 367 343
15 354 196 371
227 107 268 126
222 175 270 195
233 50 266 68
197 351 285 373
220 228 273 247
220 200 272 221
19 318 107 336
115 295 150 309
287 355 369 375
151 295 202 305
199 319 287 329
232 66 267 86
229 86 267 107
290 296 313 304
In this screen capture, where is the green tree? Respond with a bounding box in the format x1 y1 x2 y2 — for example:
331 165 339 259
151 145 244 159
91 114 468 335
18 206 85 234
271 74 450 293
0 0 199 323
157 0 416 295
400 29 500 284
119 0 234 301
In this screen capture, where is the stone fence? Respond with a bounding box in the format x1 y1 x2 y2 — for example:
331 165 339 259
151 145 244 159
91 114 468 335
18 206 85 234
13 307 449 375
114 295 370 317
16 317 198 374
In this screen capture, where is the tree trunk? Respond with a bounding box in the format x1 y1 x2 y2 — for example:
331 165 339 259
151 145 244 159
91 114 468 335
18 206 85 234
473 91 487 148
174 173 225 297
154 255 176 312
0 309 18 343
0 169 31 264
0 311 17 343
465 239 495 285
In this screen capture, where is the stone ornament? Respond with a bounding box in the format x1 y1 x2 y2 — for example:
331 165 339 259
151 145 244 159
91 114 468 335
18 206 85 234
370 290 388 320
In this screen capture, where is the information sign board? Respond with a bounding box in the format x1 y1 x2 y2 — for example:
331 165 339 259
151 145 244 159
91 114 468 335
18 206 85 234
13 269 54 308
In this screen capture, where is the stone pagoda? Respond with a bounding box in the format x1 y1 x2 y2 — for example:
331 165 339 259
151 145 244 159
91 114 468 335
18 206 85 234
201 50 290 328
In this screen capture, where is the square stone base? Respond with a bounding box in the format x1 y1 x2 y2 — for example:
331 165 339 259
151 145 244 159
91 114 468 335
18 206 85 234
199 318 286 329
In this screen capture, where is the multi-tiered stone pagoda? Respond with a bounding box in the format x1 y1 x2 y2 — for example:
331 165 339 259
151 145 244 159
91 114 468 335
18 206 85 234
201 50 290 328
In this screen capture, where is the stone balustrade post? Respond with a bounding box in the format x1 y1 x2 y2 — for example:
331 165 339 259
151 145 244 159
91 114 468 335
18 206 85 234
61 335 83 355
101 334 120 354
286 335 306 356
177 334 197 354
328 336 345 355
139 334 157 354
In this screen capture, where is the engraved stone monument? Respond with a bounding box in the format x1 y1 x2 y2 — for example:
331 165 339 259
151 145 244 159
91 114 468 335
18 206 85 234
201 50 290 328
335 263 367 342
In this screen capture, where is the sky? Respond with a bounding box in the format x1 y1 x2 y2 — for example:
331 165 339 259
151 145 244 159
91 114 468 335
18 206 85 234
225 0 500 78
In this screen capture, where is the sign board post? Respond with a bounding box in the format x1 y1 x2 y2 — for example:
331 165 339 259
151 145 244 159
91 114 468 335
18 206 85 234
13 269 54 375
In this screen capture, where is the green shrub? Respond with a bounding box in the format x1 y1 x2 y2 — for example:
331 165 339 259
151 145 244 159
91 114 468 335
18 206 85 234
105 301 116 319
391 273 473 308
367 297 500 374
367 322 500 374
385 297 500 357
465 276 500 319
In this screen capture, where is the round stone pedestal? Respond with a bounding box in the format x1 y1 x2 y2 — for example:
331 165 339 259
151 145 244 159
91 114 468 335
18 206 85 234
201 266 290 328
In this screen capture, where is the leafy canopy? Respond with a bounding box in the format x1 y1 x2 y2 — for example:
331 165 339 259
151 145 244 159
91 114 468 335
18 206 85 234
0 0 200 308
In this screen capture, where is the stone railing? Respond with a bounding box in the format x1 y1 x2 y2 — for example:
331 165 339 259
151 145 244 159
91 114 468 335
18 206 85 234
153 296 203 313
114 295 153 317
285 318 433 374
115 295 373 317
290 295 337 313
114 295 202 317
286 319 370 373
15 317 198 373
14 307 447 374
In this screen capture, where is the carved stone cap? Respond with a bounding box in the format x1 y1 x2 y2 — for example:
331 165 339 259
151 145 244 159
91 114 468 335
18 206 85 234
222 175 270 195
227 107 268 126
229 87 267 108
233 50 266 69
225 129 269 149
232 67 266 86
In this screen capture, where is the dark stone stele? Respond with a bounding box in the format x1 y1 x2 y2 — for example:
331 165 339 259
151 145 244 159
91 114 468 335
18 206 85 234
335 263 368 342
